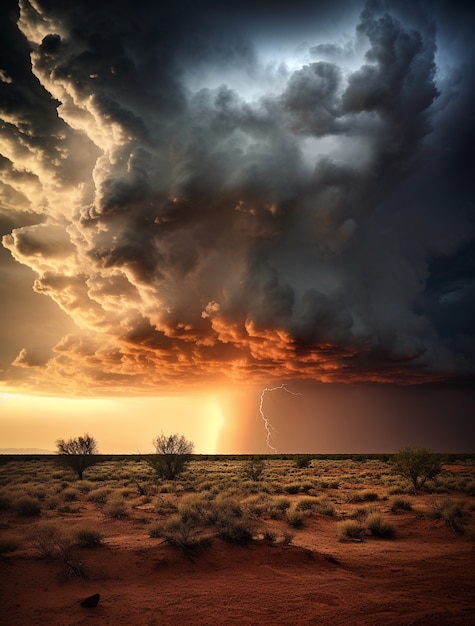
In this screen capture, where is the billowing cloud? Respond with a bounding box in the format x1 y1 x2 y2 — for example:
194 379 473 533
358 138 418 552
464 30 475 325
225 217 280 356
1 0 474 394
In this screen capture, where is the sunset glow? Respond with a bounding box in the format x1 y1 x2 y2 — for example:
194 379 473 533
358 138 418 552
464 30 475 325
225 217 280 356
1 0 474 453
1 392 225 454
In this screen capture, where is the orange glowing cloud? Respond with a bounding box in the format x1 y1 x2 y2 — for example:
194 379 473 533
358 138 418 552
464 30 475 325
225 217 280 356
1 0 474 401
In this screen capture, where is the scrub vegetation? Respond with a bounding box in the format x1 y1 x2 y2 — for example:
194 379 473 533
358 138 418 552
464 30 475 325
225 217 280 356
0 450 473 560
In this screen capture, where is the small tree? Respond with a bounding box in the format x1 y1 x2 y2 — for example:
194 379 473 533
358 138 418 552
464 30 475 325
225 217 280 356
147 433 194 480
56 433 100 480
391 445 441 490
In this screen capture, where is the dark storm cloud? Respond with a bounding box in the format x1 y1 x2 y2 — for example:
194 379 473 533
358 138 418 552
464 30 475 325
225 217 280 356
1 0 474 391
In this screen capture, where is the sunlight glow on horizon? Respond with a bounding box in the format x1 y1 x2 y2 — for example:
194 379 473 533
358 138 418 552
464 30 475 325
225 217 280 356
1 392 226 455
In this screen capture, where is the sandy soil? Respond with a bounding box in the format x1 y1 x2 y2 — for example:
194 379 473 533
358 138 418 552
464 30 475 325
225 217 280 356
1 501 474 626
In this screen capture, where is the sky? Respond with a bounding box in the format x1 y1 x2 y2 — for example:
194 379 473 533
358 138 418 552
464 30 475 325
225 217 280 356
1 0 474 454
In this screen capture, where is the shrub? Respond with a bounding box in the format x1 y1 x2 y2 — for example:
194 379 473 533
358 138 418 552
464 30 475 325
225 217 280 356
87 487 111 503
207 495 243 527
366 513 396 538
177 492 210 522
216 516 254 544
15 495 41 516
0 536 19 554
44 496 60 510
464 481 475 497
62 488 79 502
76 480 94 494
285 509 304 528
294 496 335 516
388 484 414 496
283 483 301 494
0 490 12 510
263 530 277 542
430 498 469 533
295 497 316 512
149 514 202 548
294 455 312 469
27 487 46 501
104 497 127 519
313 497 335 516
73 527 104 548
281 530 295 545
244 494 271 517
351 506 377 520
391 497 413 513
242 457 265 481
31 522 86 580
337 520 365 541
268 496 291 518
391 446 441 490
31 522 73 558
349 490 379 503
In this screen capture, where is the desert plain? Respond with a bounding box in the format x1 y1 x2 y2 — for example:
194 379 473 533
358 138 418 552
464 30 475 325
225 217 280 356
0 454 474 625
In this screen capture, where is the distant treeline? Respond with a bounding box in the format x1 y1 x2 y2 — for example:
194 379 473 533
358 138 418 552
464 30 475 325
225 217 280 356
0 452 474 466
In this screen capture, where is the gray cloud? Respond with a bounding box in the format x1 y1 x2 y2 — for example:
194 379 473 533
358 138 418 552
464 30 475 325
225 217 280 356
1 0 474 391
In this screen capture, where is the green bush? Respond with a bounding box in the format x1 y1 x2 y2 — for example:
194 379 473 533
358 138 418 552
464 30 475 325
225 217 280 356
391 446 441 490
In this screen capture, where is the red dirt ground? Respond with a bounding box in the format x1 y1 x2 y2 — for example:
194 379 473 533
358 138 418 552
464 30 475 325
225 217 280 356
1 508 474 625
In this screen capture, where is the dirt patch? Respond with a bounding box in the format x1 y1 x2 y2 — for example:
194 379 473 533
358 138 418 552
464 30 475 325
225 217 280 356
1 519 474 625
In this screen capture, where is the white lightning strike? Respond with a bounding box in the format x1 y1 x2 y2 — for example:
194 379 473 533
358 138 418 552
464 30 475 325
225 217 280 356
259 384 303 453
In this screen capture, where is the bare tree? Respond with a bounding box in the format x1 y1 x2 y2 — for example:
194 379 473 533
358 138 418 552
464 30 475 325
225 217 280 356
391 445 441 490
56 433 100 480
147 433 194 480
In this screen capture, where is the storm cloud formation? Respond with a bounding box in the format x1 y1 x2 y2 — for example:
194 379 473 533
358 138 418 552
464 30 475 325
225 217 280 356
1 0 474 393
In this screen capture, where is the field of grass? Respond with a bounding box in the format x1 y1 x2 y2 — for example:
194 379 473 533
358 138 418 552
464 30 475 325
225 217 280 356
1 454 474 555
1 453 474 625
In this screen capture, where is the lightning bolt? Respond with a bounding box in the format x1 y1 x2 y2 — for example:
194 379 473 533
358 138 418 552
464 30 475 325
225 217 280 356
259 384 303 453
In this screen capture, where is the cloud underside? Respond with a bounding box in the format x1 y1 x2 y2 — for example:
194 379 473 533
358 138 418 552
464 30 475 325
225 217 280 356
1 0 474 393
